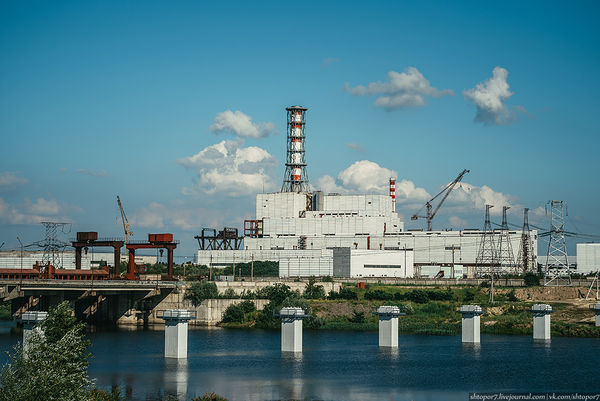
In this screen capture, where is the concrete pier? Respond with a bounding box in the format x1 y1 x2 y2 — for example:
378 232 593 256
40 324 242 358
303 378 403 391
590 303 600 327
458 305 484 343
375 306 404 348
531 304 552 340
278 307 308 353
160 309 194 358
20 311 48 354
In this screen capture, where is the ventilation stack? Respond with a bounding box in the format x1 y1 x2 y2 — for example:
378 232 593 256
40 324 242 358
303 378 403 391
389 178 396 213
281 106 309 193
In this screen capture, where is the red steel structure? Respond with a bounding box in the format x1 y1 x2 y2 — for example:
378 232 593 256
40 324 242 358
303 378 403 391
126 234 178 280
71 232 124 279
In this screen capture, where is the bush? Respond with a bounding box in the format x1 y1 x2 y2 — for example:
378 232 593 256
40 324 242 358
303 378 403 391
507 290 518 302
221 288 239 299
185 282 219 306
192 393 228 401
255 283 293 305
304 315 326 329
524 272 540 287
222 301 256 323
328 287 358 300
303 278 326 299
364 289 393 301
348 310 367 323
321 276 333 282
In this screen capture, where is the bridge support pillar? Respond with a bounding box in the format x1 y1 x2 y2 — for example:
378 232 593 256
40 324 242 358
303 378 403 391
278 307 308 353
531 304 552 340
375 306 404 348
161 309 193 358
20 311 48 355
591 303 600 327
458 305 484 343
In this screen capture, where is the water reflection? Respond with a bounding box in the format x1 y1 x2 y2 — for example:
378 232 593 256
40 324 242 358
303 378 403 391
377 346 400 361
164 358 188 400
461 342 481 359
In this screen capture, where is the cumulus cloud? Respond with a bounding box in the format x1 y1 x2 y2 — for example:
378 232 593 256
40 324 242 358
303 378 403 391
177 140 276 196
209 110 276 138
76 169 107 177
463 66 526 125
0 172 28 189
446 182 515 216
448 215 468 228
316 160 430 203
0 197 61 225
345 142 366 153
346 67 454 110
134 201 223 231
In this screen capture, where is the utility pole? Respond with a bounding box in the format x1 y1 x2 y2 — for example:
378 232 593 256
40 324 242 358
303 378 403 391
251 254 254 282
232 255 236 281
209 254 213 281
445 245 461 279
17 236 23 287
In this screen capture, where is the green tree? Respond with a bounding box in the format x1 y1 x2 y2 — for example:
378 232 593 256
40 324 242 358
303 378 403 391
303 278 326 299
0 301 92 401
185 282 219 306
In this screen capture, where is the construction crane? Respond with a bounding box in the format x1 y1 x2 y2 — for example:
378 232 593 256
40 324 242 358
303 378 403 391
116 196 133 244
411 169 470 231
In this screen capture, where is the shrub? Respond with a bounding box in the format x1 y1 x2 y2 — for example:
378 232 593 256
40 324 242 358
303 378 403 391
321 276 334 282
303 278 326 299
328 287 358 300
348 310 367 323
192 393 228 401
185 282 219 306
364 289 393 301
524 272 540 287
222 301 256 323
255 283 293 305
221 288 239 299
507 290 518 302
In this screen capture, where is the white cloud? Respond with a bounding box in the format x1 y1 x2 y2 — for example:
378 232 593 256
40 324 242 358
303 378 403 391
0 197 61 225
463 66 525 125
345 142 366 153
177 140 276 196
134 201 223 231
316 160 430 203
209 110 276 138
0 172 27 189
446 182 515 216
449 215 468 228
25 198 60 215
76 169 107 177
346 67 454 110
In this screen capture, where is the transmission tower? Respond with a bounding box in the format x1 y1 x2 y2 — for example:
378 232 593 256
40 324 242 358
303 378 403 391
476 205 498 277
497 206 516 273
544 201 572 286
32 222 71 270
517 208 536 274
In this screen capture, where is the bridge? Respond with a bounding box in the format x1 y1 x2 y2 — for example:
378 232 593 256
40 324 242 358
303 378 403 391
0 279 178 324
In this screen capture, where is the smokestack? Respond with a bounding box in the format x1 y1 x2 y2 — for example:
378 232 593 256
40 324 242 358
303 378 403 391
281 106 309 193
390 177 396 213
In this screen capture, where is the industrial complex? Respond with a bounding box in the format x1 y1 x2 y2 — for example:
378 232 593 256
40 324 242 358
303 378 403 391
196 106 538 279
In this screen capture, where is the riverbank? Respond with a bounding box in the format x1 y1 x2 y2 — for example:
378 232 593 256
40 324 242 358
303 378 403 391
219 284 600 338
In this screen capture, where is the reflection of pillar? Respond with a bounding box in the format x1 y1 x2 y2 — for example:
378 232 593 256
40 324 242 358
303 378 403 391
458 305 484 343
531 304 552 340
75 247 82 270
279 307 308 353
163 309 193 358
376 306 403 348
167 247 174 279
20 311 48 356
164 358 188 400
113 245 121 279
127 248 135 280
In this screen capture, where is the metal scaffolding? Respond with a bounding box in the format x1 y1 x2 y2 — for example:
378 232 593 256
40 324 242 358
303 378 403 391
281 106 310 193
544 200 572 286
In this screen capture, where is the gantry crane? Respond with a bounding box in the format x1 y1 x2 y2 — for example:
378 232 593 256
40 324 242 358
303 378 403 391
411 169 470 231
116 196 132 244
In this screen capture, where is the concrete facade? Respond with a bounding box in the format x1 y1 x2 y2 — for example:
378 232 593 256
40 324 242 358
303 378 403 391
376 306 402 348
279 307 306 353
162 309 193 358
459 305 484 343
531 304 552 340
577 243 600 274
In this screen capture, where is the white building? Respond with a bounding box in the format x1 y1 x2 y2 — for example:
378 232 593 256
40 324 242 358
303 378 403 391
0 250 157 270
577 243 600 274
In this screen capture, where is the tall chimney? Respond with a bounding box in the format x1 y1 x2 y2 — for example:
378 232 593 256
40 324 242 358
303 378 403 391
281 106 309 193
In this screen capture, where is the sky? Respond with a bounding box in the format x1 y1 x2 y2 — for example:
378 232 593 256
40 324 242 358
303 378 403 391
1 1 599 258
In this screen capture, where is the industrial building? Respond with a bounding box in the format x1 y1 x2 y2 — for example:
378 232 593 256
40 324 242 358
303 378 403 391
197 106 538 278
576 243 600 274
0 250 157 271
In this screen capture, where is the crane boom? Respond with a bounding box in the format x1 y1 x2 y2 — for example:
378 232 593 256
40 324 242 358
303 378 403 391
411 169 470 231
117 196 132 244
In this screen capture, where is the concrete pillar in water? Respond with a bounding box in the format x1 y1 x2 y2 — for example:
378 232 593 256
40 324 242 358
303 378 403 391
531 304 552 340
278 307 308 353
458 305 484 343
591 303 600 327
375 306 404 348
161 309 194 359
20 311 48 354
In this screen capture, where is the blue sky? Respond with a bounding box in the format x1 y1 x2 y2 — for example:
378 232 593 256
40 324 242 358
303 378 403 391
1 1 599 257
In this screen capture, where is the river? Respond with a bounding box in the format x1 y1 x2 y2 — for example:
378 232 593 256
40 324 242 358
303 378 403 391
0 322 599 400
